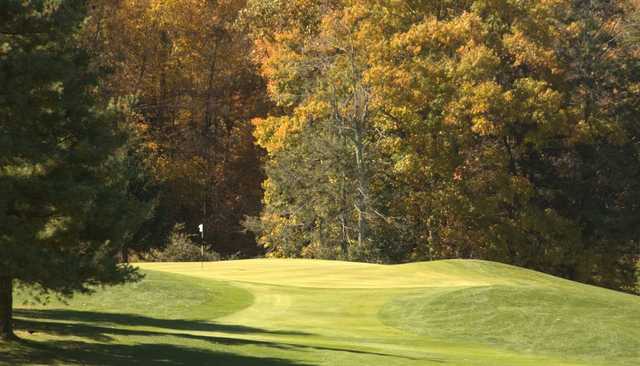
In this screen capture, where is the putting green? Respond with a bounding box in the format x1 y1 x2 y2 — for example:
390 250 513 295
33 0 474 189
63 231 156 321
4 259 640 365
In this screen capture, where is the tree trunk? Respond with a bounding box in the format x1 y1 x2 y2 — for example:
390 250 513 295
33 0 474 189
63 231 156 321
0 277 15 341
339 174 350 257
354 123 368 256
121 245 129 263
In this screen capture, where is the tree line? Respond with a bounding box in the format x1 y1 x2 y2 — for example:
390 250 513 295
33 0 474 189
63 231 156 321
1 0 639 341
243 0 640 293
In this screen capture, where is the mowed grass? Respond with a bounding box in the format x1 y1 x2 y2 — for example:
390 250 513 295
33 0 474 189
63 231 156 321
1 259 639 365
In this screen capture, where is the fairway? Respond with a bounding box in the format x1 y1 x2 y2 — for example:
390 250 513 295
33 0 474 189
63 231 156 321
3 259 639 365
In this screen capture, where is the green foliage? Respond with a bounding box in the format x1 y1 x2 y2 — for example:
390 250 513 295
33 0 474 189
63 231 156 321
0 0 151 301
111 99 172 261
246 119 355 259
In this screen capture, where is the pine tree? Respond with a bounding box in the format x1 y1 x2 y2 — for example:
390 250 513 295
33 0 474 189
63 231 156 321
0 0 148 339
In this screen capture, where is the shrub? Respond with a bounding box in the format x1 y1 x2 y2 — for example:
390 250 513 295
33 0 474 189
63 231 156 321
150 224 220 262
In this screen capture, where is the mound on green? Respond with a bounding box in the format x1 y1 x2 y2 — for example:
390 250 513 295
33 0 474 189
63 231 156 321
13 270 253 321
380 282 640 363
1 259 638 366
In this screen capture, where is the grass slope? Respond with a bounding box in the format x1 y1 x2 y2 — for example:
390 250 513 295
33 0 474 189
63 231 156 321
1 259 638 366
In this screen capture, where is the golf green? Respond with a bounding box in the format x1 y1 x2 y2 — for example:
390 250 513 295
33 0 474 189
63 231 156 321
3 259 639 365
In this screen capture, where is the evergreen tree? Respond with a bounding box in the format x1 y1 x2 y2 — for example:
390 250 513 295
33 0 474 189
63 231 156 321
0 0 149 339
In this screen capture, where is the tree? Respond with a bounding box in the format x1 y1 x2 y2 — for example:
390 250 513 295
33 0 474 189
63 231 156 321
365 0 640 290
0 0 149 339
244 1 402 261
84 0 267 257
244 0 640 291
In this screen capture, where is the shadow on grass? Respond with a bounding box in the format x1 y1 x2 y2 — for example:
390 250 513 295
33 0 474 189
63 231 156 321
1 338 308 366
15 309 308 336
7 309 446 364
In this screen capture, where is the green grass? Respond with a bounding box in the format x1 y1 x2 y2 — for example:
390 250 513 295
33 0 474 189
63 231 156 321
1 259 639 365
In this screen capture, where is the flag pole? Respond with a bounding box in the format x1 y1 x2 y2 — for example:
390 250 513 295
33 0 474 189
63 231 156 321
199 224 204 270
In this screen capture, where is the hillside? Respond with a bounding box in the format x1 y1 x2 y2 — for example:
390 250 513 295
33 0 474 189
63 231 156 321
3 259 639 366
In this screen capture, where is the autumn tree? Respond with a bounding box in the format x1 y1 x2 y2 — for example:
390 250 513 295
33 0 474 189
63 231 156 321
244 0 640 291
242 1 407 261
362 0 640 290
85 0 267 256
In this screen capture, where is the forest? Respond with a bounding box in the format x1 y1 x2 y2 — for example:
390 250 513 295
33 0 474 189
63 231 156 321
2 0 640 318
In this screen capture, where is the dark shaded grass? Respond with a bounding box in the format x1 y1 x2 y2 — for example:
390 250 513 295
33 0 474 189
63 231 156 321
0 309 433 365
1 310 311 366
1 338 308 366
15 309 310 337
